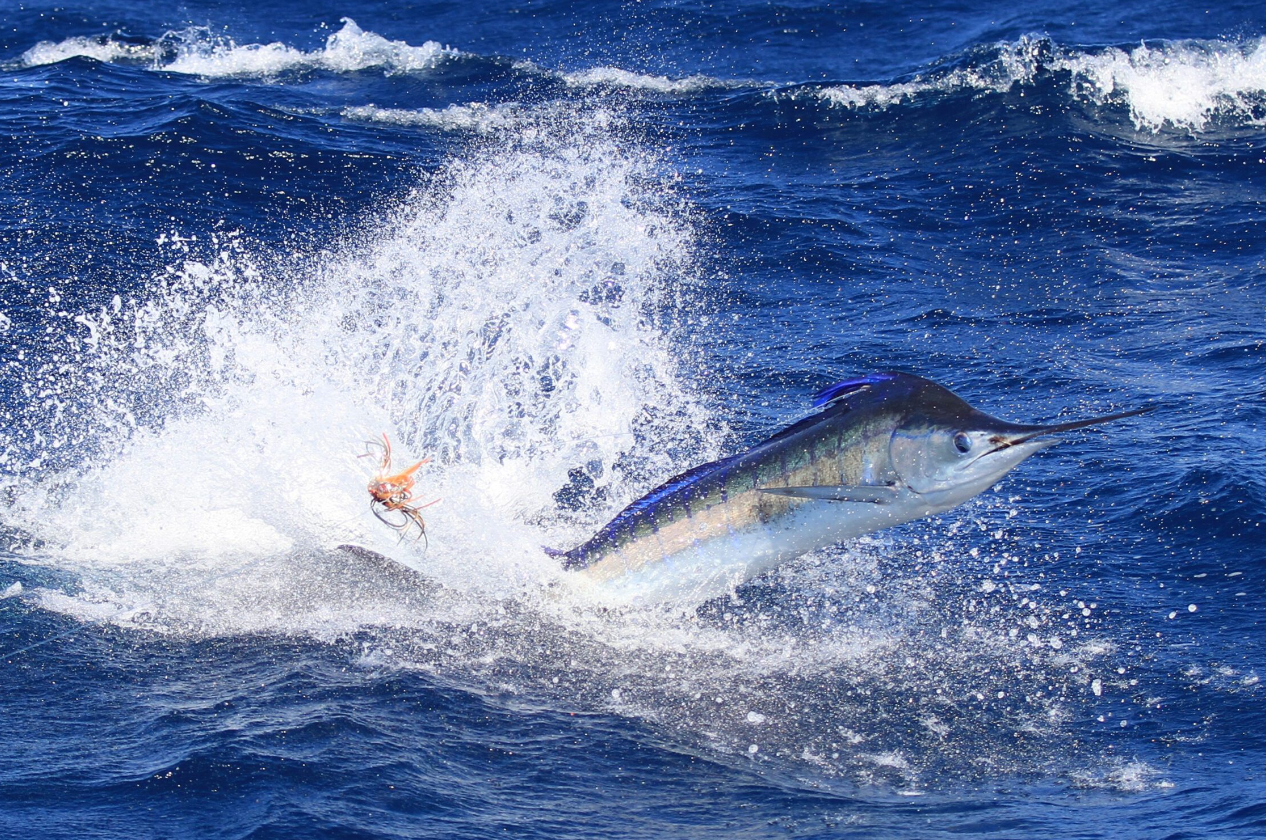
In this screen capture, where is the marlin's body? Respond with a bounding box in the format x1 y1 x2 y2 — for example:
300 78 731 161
561 372 1148 607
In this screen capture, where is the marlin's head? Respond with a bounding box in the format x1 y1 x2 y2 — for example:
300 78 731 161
828 373 1152 514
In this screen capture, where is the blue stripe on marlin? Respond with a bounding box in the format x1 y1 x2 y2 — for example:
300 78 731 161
559 372 1151 607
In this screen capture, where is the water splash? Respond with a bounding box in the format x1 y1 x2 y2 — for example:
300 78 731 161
1 109 714 597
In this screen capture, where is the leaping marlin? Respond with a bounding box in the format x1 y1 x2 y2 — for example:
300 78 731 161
558 372 1150 607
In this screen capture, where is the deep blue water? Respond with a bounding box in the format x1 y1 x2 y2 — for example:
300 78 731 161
1 1 1264 837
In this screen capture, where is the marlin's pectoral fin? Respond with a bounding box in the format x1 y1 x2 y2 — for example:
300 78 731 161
759 484 897 504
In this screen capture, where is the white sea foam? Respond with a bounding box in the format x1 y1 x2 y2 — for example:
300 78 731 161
560 66 727 93
21 18 460 77
817 38 1045 109
18 23 737 91
18 21 1265 133
814 37 1051 109
342 102 526 134
1063 38 1266 130
18 35 161 67
816 36 1266 131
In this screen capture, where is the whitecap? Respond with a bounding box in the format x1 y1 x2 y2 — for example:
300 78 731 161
814 35 1266 132
21 18 461 79
1062 38 1266 130
342 102 525 134
20 35 160 67
560 66 728 93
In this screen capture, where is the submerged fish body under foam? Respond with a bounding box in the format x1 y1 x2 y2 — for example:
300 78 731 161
561 372 1149 607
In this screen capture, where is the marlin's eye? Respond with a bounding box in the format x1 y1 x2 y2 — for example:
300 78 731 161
953 432 972 454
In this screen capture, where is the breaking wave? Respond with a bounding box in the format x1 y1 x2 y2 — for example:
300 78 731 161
17 19 1266 131
811 35 1266 131
16 17 728 95
19 18 461 77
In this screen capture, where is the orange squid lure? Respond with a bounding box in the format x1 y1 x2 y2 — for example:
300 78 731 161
362 433 438 543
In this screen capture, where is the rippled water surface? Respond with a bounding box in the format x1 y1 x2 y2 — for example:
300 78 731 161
1 1 1264 837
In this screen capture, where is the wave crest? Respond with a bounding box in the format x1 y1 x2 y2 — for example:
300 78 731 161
20 18 460 78
814 36 1266 131
342 102 527 133
558 66 730 93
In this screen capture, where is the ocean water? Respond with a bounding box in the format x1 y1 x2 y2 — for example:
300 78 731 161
1 1 1264 836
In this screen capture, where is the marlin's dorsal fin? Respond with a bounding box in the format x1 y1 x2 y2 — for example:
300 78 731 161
812 373 897 408
759 484 897 504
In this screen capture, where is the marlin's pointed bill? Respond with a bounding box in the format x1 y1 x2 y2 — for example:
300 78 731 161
555 372 1151 607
